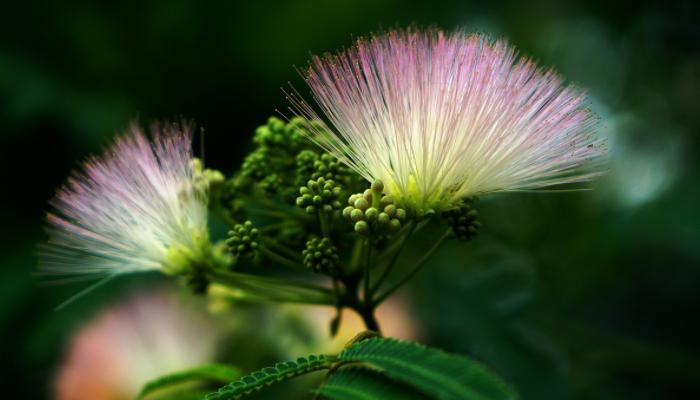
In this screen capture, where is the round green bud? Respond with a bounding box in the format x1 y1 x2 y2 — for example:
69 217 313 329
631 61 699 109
371 179 384 193
312 195 322 204
384 204 397 217
365 207 379 222
380 195 394 208
342 206 353 218
377 212 390 225
350 208 364 222
355 220 369 234
295 197 305 207
389 219 401 231
354 197 369 210
395 208 407 220
348 194 359 205
305 205 316 214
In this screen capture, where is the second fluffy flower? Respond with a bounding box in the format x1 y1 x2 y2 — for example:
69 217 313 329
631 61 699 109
291 28 604 212
43 122 218 278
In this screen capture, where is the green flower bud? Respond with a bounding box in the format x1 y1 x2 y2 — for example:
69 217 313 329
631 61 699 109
343 185 410 236
302 237 340 274
389 219 401 231
395 208 407 220
371 179 384 193
342 206 354 219
354 220 369 235
354 197 369 210
442 200 480 241
297 177 343 213
350 208 365 222
226 220 260 257
380 195 394 208
365 207 379 222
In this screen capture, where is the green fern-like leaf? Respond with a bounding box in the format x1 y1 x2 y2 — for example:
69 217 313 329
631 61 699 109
136 363 240 400
338 337 517 400
315 367 428 400
204 354 337 400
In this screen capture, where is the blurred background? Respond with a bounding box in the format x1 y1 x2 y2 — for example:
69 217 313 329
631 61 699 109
1 0 699 398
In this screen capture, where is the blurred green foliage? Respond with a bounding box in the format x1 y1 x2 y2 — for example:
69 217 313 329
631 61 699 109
1 0 699 399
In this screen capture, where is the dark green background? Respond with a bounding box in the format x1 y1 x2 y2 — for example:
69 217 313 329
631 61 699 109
1 1 699 398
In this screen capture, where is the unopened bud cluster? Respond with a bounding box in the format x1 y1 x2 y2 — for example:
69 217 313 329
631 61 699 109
312 153 350 182
342 180 407 235
302 237 340 274
226 221 259 257
295 178 342 214
253 116 305 150
442 201 480 241
240 148 270 181
295 150 352 187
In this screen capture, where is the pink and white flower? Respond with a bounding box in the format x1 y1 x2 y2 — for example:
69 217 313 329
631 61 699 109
42 122 209 278
290 28 604 211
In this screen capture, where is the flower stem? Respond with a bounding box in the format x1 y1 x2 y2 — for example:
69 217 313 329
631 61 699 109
374 228 452 304
359 306 381 333
318 210 331 238
363 237 371 303
258 246 306 272
206 269 334 305
370 220 416 296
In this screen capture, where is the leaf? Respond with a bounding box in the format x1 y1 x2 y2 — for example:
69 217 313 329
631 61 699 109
315 367 428 400
137 363 241 400
338 337 517 400
203 337 519 400
204 354 337 400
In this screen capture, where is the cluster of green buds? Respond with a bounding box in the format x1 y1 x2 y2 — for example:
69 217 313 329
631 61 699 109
342 180 407 235
295 177 343 214
226 221 259 257
233 117 318 198
442 200 480 241
253 116 306 150
302 237 340 274
239 148 271 181
295 150 319 186
312 153 351 182
295 150 353 187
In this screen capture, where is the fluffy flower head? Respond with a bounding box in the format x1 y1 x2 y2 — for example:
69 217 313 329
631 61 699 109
291 28 604 212
43 122 210 278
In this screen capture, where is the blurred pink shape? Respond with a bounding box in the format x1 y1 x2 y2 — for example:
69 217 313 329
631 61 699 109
55 290 219 400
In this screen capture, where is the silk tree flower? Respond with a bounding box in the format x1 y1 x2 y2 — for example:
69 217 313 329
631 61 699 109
42 122 226 279
289 28 605 212
55 289 221 400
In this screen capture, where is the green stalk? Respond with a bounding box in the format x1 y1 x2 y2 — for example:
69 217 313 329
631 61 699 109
374 228 452 304
363 237 372 303
370 220 416 297
206 269 334 305
258 245 306 272
261 238 303 262
318 210 331 238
